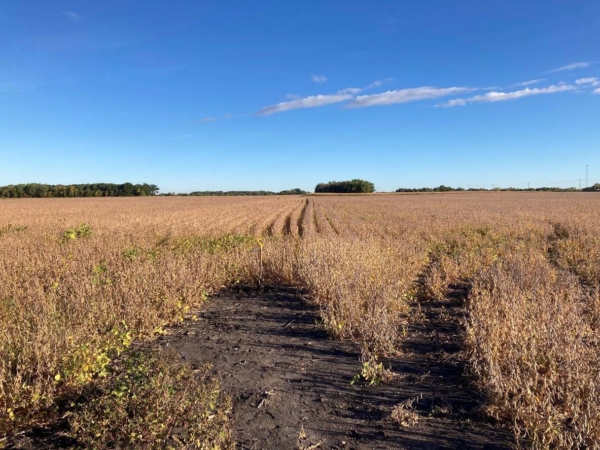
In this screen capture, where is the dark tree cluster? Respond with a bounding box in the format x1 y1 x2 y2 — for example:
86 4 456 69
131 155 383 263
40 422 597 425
0 183 159 198
315 179 375 194
583 183 600 192
186 188 307 196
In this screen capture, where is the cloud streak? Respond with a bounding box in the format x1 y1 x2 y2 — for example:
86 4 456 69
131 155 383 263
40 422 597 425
336 87 362 95
311 75 327 83
199 114 235 123
335 79 392 96
255 69 591 116
576 77 600 86
346 86 474 108
366 78 393 89
551 62 591 72
438 84 575 107
256 79 396 115
510 79 545 87
257 94 353 115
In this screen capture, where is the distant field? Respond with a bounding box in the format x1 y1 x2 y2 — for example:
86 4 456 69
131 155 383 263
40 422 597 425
1 193 599 448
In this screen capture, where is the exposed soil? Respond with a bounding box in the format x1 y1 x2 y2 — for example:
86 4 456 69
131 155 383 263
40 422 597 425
159 285 513 450
5 284 513 449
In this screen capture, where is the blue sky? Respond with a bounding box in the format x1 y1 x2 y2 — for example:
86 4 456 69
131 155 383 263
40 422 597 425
1 1 599 192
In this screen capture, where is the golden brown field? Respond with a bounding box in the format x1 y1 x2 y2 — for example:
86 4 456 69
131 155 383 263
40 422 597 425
1 193 599 448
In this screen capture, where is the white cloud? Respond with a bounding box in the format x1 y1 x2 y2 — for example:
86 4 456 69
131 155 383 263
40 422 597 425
593 88 600 95
346 86 474 108
335 79 392 96
510 79 545 87
439 84 575 107
576 77 600 86
257 93 353 115
366 78 393 89
551 62 591 72
311 75 327 83
199 114 234 123
65 11 82 23
337 87 362 95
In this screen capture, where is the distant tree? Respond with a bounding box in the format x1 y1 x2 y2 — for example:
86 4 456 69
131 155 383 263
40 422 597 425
187 188 306 196
583 183 600 192
278 188 307 195
315 179 375 193
396 185 589 193
0 183 160 198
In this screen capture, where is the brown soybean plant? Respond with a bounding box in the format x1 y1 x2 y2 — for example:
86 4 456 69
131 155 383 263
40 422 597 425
0 193 598 447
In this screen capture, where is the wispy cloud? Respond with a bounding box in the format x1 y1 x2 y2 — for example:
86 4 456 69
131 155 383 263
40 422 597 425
199 114 234 123
366 78 393 89
311 75 327 83
337 87 362 95
510 79 545 87
438 84 575 107
593 88 600 95
257 93 353 116
256 78 397 115
336 79 392 96
576 77 600 86
346 86 474 108
551 62 591 72
65 11 82 23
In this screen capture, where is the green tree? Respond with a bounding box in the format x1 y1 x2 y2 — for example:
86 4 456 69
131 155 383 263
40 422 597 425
315 179 375 193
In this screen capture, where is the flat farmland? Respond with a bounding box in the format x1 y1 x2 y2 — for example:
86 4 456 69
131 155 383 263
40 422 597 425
1 193 599 448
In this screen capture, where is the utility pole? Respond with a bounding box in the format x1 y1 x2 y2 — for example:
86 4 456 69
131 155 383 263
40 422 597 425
579 179 582 190
586 165 589 188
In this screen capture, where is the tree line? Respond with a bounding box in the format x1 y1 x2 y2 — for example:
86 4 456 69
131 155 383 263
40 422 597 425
396 185 600 193
583 183 600 192
0 183 159 198
184 188 307 196
315 179 375 193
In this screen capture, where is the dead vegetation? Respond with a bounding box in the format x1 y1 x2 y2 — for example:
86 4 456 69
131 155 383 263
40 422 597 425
1 193 599 448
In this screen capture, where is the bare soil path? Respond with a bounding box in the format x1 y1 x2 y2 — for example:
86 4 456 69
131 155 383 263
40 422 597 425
160 286 513 450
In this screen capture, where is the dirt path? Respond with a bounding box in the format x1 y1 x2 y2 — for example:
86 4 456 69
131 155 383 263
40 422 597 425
160 286 513 450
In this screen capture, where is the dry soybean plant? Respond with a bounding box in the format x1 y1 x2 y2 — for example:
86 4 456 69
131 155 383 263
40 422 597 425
1 192 599 448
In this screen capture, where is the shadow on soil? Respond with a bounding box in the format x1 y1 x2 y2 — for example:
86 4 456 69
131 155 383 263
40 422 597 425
5 285 513 450
161 285 513 450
